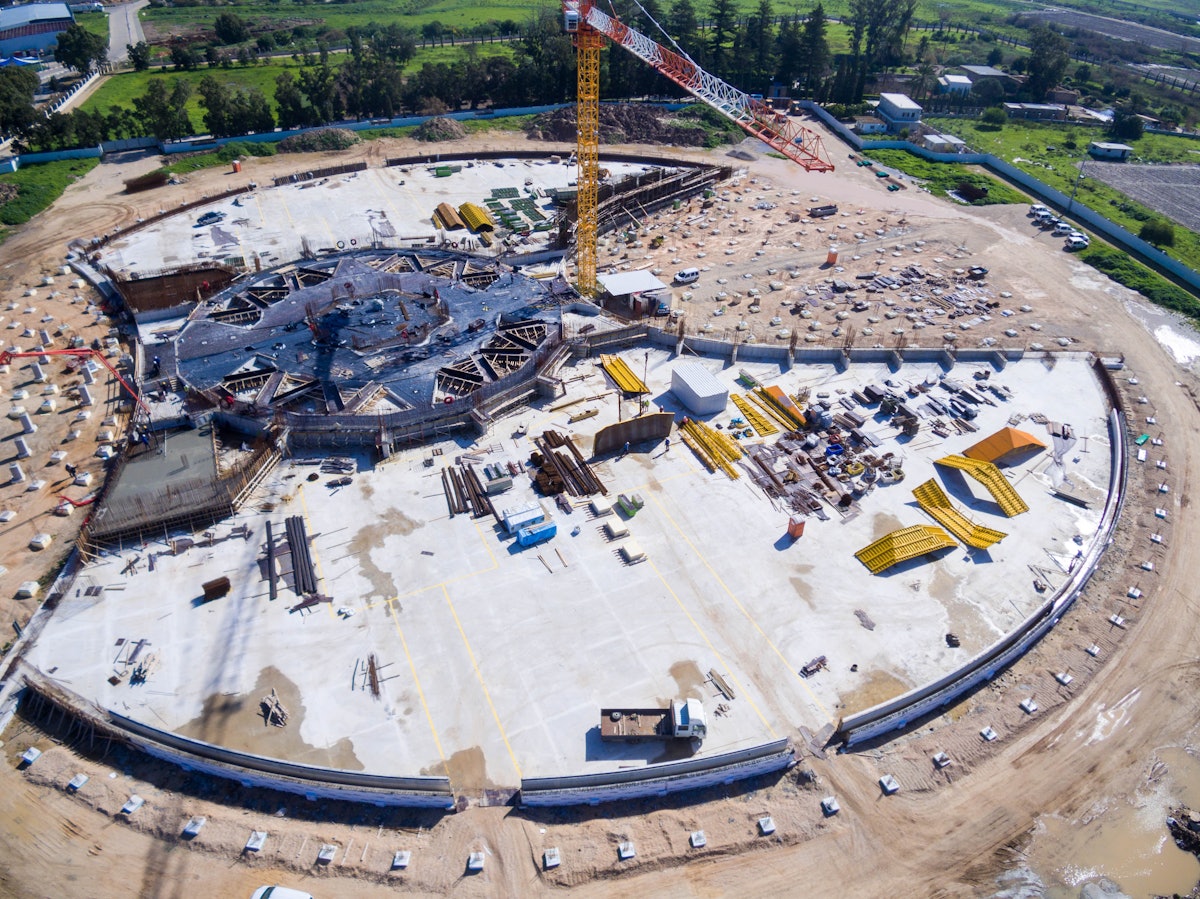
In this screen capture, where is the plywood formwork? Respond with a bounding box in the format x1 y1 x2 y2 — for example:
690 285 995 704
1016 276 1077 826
912 479 1007 550
855 525 957 575
935 455 1029 516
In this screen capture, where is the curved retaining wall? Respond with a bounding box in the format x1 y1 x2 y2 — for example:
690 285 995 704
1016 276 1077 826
520 739 793 807
108 711 454 808
836 402 1129 747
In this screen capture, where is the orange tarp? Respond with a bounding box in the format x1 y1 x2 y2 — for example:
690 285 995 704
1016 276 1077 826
963 426 1047 464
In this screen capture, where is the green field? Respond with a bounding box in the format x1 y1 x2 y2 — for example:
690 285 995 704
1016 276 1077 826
80 43 514 123
0 159 98 239
141 0 543 39
864 148 1028 204
73 11 110 41
927 117 1200 274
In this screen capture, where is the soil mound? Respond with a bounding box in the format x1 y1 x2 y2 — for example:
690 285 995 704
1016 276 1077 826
414 116 467 142
525 103 740 147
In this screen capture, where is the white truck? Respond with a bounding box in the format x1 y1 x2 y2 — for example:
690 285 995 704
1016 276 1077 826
600 698 708 742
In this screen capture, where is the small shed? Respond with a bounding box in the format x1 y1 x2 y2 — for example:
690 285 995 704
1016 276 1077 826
502 501 547 535
1088 141 1133 161
597 271 669 316
938 74 972 95
671 362 729 415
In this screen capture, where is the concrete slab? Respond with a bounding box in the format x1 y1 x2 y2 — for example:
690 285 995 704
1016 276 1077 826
99 159 666 275
23 349 1112 790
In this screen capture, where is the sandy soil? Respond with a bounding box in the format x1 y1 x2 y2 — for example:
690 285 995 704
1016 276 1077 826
2 126 1200 898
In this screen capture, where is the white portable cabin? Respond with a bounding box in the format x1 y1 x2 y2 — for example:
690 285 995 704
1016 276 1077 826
671 362 729 415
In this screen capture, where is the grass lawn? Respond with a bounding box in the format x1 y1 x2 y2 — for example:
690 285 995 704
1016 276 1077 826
74 11 110 40
927 117 1200 276
141 0 543 37
80 44 515 124
864 148 1028 204
0 159 98 239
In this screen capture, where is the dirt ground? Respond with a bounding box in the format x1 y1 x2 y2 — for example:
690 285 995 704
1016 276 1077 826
2 126 1200 898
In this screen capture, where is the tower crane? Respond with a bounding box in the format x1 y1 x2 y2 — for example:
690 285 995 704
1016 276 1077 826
564 0 834 296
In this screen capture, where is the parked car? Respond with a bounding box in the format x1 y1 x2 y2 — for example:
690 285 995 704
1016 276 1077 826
1064 235 1090 251
1053 222 1074 236
1030 204 1050 217
196 211 226 226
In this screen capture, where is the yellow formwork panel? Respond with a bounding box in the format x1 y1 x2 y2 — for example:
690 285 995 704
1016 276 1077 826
599 354 649 395
730 394 778 436
934 455 1028 517
755 386 805 431
912 479 1007 550
681 419 742 479
855 525 957 575
745 390 794 431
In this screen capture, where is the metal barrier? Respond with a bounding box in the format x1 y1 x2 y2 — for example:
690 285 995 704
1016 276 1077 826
520 739 793 807
836 403 1128 746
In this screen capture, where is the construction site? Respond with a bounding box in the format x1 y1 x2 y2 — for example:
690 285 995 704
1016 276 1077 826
0 2 1194 897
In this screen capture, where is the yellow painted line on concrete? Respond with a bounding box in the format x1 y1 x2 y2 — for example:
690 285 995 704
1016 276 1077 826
440 584 523 780
643 554 775 736
386 599 446 764
648 493 833 722
274 191 297 231
362 518 502 611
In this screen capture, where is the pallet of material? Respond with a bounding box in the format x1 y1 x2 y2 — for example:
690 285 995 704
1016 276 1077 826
619 541 646 564
605 519 629 540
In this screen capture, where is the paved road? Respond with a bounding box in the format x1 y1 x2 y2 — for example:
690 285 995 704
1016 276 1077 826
106 0 148 63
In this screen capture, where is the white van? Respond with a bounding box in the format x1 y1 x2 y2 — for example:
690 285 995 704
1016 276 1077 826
673 268 700 285
1030 204 1050 217
1064 235 1089 251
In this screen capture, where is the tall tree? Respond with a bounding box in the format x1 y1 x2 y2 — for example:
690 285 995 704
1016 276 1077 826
127 41 152 71
274 71 310 128
133 79 193 140
794 4 831 98
1024 25 1069 100
746 0 776 93
708 0 737 78
54 23 107 72
0 67 39 135
666 0 703 63
298 64 341 124
213 13 250 45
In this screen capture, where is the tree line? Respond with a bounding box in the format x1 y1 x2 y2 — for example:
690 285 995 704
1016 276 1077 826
8 0 1080 151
